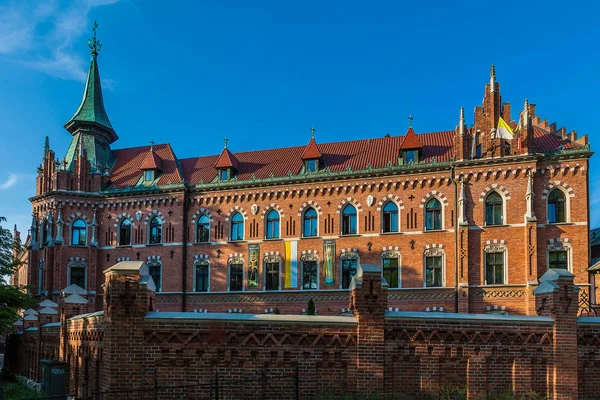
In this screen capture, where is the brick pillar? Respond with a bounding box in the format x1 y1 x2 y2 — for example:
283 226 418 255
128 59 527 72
467 353 486 399
101 261 155 392
349 264 387 397
534 269 579 399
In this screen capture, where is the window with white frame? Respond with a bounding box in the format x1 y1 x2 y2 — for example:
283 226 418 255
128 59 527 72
148 260 162 292
424 248 444 287
149 217 162 244
303 208 318 237
484 191 504 226
341 204 357 235
547 189 567 223
228 261 243 291
196 215 210 243
381 250 400 288
547 241 571 271
71 219 87 246
68 261 86 288
265 210 280 239
484 244 507 285
382 202 399 233
425 198 442 230
340 252 359 289
230 212 244 241
194 261 209 292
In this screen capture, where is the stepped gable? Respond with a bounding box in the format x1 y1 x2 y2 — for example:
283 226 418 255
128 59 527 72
110 144 182 188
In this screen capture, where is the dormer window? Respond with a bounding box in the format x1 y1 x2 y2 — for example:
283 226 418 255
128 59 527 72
139 144 162 184
403 149 419 163
219 168 231 181
306 159 319 173
144 170 155 181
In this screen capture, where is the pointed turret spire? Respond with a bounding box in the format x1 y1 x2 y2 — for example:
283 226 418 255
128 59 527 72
55 207 64 244
214 139 240 170
64 21 116 142
523 98 530 126
525 170 536 221
90 208 98 247
458 179 467 225
490 65 496 93
458 107 466 136
43 136 50 159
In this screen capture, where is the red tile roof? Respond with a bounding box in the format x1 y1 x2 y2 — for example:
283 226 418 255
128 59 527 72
301 137 323 159
139 148 162 171
111 144 182 188
214 148 240 170
179 130 455 185
108 128 583 189
399 128 424 149
532 126 579 153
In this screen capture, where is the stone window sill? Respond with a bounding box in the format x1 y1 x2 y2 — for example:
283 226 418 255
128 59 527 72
263 238 283 242
146 243 163 247
421 229 448 234
339 234 361 238
483 224 509 228
380 231 401 235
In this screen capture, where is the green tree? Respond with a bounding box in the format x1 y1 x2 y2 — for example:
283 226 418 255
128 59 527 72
0 217 36 333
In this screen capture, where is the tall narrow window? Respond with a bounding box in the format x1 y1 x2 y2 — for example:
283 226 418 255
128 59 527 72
229 263 243 291
475 132 482 158
195 262 209 292
303 208 318 237
197 215 210 243
341 258 357 289
149 217 162 244
425 198 442 230
549 251 568 270
382 202 398 233
341 205 357 235
485 192 503 226
230 212 244 241
548 189 566 223
40 222 47 247
149 263 162 292
425 256 443 287
265 210 280 239
383 258 399 288
485 252 505 285
69 263 86 288
119 219 132 246
71 219 87 246
265 262 280 290
302 261 318 290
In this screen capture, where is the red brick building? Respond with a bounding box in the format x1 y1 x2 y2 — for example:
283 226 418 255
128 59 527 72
13 39 594 316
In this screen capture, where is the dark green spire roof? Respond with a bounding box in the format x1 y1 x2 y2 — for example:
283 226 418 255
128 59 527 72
64 54 115 135
64 22 117 143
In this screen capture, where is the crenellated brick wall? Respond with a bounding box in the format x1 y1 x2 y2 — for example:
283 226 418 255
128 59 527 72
6 262 600 399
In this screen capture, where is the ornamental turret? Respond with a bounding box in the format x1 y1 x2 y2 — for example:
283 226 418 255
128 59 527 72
63 21 116 173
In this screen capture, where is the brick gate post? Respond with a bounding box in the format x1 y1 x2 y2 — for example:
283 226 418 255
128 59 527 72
349 264 388 397
534 269 579 400
100 261 156 393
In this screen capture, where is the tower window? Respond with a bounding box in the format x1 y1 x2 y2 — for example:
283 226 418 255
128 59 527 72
71 219 87 246
548 189 566 223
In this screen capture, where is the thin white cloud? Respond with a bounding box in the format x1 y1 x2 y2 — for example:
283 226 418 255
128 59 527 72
0 0 120 82
0 173 18 190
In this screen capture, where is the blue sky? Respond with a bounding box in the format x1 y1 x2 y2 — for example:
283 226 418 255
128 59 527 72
0 0 599 235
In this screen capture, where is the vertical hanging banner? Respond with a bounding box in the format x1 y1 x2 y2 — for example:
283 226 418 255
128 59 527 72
284 240 298 288
247 244 259 288
324 240 335 284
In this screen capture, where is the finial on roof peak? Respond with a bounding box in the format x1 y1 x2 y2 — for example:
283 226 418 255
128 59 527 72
149 140 155 151
490 65 496 78
223 137 229 149
459 107 466 136
408 115 413 129
310 126 315 139
88 20 102 56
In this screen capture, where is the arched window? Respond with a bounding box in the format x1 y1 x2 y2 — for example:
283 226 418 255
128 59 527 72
303 208 318 237
149 217 162 244
119 219 132 246
265 210 280 239
425 198 442 231
230 212 244 241
485 192 503 226
71 219 87 246
548 189 566 223
197 215 210 243
382 202 398 233
341 205 357 235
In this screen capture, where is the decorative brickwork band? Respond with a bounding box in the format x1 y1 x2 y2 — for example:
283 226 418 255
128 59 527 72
541 181 575 199
419 191 449 208
297 200 322 216
260 203 285 219
336 197 363 213
478 183 511 202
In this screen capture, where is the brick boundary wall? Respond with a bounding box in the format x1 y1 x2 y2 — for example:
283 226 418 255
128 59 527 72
5 263 600 399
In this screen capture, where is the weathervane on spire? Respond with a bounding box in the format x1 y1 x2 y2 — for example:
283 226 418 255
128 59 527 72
88 20 102 56
310 127 315 138
408 115 413 129
224 137 229 149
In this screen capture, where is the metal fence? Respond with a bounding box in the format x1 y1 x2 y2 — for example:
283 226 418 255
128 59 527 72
24 364 299 400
